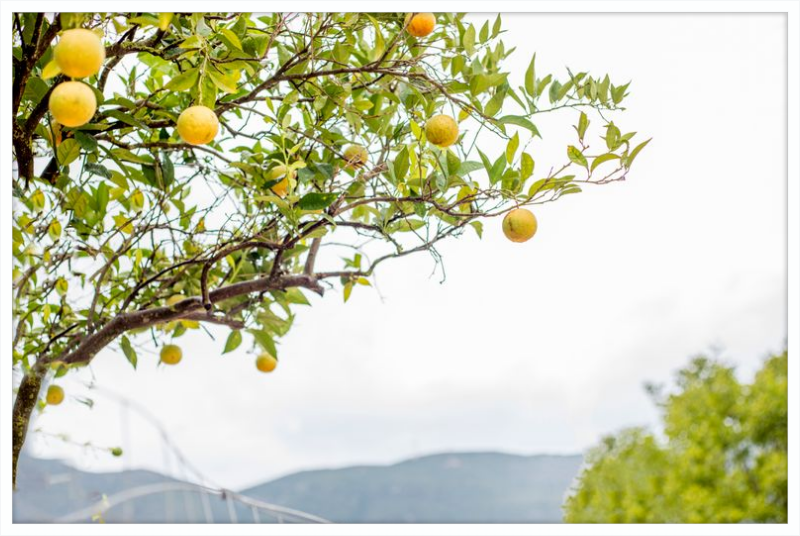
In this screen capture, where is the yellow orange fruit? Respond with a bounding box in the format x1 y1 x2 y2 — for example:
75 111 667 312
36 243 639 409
425 114 459 147
46 385 65 405
255 353 278 373
502 208 538 243
54 28 106 78
176 105 218 145
405 13 436 38
269 165 295 198
48 81 97 127
343 144 368 169
160 344 183 365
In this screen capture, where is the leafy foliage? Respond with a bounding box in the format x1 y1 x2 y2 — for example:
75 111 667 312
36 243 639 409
12 12 647 484
563 350 788 523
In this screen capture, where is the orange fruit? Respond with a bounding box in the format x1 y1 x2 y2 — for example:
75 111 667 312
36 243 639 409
46 385 65 405
48 81 97 127
502 208 538 243
406 13 436 38
54 28 106 78
176 105 219 145
255 353 278 373
425 114 459 147
160 344 183 365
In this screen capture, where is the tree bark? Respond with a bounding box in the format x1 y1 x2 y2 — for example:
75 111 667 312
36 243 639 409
12 368 44 489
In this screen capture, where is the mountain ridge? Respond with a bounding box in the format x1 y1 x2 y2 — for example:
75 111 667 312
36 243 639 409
14 450 583 523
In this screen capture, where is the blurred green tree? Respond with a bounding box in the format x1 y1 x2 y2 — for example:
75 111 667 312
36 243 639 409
564 350 788 523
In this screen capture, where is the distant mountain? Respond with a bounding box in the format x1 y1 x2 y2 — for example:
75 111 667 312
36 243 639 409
13 451 582 523
13 453 242 523
243 452 583 523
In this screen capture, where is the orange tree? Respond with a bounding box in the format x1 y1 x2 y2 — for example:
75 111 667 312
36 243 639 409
11 12 649 486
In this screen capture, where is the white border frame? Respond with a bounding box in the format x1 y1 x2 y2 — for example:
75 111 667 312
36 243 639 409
2 2 798 535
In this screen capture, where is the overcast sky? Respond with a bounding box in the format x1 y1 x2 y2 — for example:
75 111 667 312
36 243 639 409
25 12 787 491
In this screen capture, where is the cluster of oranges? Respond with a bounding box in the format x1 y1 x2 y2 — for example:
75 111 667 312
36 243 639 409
41 13 535 408
159 343 277 374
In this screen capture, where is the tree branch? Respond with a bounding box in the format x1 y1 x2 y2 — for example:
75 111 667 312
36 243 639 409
59 274 323 367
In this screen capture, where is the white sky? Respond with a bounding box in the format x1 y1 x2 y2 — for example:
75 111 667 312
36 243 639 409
26 12 787 491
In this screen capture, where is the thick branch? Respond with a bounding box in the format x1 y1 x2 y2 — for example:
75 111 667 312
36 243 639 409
59 274 323 366
12 368 44 489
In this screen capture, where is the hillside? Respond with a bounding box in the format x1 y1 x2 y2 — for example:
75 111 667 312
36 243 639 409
13 451 582 523
243 452 583 523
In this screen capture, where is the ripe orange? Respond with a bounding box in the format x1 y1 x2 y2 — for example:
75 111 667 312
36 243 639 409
176 105 219 145
46 385 65 405
256 353 278 373
48 81 97 127
406 13 436 38
502 208 538 243
425 114 459 147
160 344 183 365
54 28 106 78
269 165 295 198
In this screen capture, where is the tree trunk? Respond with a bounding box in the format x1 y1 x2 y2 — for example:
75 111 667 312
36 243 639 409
12 369 43 489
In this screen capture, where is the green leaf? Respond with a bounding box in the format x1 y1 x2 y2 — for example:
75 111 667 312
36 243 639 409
506 132 519 164
283 288 310 306
524 54 536 96
343 281 354 303
208 69 238 94
484 89 506 118
470 220 483 238
165 68 199 91
85 162 112 179
388 219 425 233
110 148 150 164
479 21 489 43
625 138 652 168
393 146 410 182
55 277 68 296
56 139 81 166
477 148 493 177
577 112 589 141
492 14 502 38
612 82 630 104
598 74 610 103
521 152 535 180
249 329 277 356
567 146 588 168
365 14 385 61
219 28 242 50
104 109 148 129
458 161 484 176
161 153 175 186
499 115 541 137
74 131 98 152
158 12 174 31
470 73 508 96
223 330 242 354
557 79 574 102
462 25 475 55
549 80 562 103
605 123 621 150
48 220 62 241
298 192 339 210
41 59 61 79
590 153 620 173
179 35 201 49
489 154 506 184
120 336 137 369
